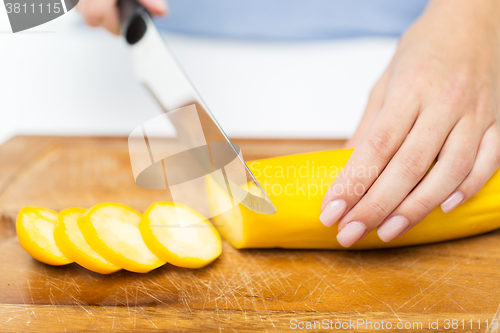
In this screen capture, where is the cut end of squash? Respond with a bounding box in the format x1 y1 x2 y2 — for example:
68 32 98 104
140 202 222 269
206 176 245 249
16 207 72 266
79 203 165 273
54 208 121 274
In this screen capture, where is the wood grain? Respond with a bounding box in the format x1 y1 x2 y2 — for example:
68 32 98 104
0 136 499 332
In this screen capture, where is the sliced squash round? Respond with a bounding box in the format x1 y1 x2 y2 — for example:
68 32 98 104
78 203 165 273
16 207 72 266
140 202 222 269
54 208 121 274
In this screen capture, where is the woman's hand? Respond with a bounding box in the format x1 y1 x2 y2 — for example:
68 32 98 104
320 0 500 247
77 0 167 35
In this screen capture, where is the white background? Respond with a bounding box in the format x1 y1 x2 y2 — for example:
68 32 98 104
0 6 398 145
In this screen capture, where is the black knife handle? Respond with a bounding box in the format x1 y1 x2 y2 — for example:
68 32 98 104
117 0 150 45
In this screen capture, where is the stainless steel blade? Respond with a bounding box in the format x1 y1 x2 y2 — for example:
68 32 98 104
127 11 276 215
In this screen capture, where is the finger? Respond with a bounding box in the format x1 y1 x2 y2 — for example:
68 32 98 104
101 1 121 35
79 0 167 34
337 104 461 247
319 86 421 226
139 0 168 16
441 122 500 212
79 0 113 28
345 70 390 148
376 115 485 242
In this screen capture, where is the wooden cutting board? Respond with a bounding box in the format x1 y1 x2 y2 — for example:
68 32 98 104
0 136 499 333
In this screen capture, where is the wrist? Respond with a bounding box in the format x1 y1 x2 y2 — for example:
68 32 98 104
423 0 500 34
407 0 500 68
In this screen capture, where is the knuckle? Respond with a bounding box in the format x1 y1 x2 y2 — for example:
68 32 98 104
345 169 369 195
440 75 471 106
472 91 495 119
368 80 386 102
367 198 391 220
367 90 382 106
448 151 473 180
414 195 435 214
400 149 428 180
388 80 417 102
390 67 425 94
462 175 483 195
366 130 395 161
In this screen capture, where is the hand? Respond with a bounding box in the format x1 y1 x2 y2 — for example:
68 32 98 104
78 0 167 35
320 0 500 247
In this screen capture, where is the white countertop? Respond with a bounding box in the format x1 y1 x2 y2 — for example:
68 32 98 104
0 9 398 145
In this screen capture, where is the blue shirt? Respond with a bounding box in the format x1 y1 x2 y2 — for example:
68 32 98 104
155 0 429 40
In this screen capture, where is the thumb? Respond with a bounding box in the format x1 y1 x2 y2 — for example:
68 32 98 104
138 0 168 16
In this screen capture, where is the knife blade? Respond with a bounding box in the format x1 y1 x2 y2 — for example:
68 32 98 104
118 0 277 215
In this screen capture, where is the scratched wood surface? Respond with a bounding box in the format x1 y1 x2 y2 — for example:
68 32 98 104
0 136 499 333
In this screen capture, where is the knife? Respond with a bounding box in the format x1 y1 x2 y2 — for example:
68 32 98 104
117 0 277 215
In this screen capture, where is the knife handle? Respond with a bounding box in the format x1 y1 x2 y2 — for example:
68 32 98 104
117 0 150 45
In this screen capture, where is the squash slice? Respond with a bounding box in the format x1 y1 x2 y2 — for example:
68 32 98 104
54 208 121 274
16 207 72 266
78 203 165 273
140 202 222 268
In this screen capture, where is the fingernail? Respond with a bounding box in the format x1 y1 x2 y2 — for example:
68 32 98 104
319 200 347 227
336 221 366 247
377 215 410 242
441 191 465 214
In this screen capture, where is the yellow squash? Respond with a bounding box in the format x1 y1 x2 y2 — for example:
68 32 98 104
78 203 165 273
208 148 500 250
16 207 72 266
140 202 222 268
54 208 121 274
